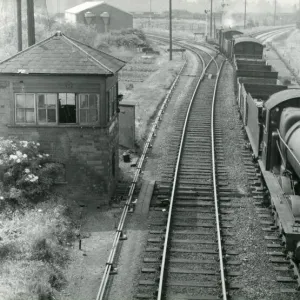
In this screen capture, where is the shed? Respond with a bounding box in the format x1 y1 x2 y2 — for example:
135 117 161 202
0 31 126 203
65 1 133 33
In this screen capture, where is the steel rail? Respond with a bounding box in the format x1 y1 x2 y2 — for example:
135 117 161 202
211 59 227 300
156 53 219 300
95 45 188 300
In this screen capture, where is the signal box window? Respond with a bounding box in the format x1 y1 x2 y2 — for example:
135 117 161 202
15 93 100 125
15 93 35 124
59 93 76 123
38 94 57 124
79 94 99 123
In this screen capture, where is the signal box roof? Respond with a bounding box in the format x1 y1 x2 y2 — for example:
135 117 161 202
0 31 126 76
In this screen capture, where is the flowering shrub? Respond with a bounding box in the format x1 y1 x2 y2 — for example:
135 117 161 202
0 138 63 206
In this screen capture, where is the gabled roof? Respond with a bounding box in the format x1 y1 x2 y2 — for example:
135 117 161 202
65 1 104 14
0 31 126 75
65 1 132 16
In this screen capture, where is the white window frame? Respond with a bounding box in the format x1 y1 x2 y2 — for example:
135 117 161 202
15 93 36 124
78 94 100 124
37 93 58 125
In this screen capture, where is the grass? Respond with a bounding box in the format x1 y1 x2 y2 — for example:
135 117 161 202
0 195 77 300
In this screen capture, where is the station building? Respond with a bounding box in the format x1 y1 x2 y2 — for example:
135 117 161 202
65 1 133 33
0 31 126 203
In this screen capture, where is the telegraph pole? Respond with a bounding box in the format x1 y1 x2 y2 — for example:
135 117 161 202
169 0 172 60
16 0 22 51
210 0 213 38
27 0 35 46
149 0 152 25
274 0 277 26
244 0 247 29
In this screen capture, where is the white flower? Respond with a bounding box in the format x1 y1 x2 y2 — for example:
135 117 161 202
16 159 21 163
16 151 22 157
45 154 49 157
38 154 43 158
24 168 30 174
0 196 4 200
38 209 42 212
9 154 17 160
30 175 38 182
39 165 42 168
23 154 27 158
20 141 28 147
36 143 40 146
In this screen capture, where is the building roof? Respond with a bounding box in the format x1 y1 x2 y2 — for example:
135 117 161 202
65 1 132 16
0 31 126 75
234 36 263 46
65 1 104 14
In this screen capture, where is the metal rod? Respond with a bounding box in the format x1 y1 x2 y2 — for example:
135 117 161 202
211 60 227 300
210 0 213 38
17 0 22 51
95 42 187 300
27 0 35 46
169 0 172 60
244 0 247 29
205 12 208 40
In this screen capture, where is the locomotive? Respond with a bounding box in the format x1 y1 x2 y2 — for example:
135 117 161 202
217 28 300 260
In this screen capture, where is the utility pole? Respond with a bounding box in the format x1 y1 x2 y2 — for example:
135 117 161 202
149 0 152 25
244 0 247 29
274 0 277 26
210 0 213 38
169 0 172 60
16 0 22 51
27 0 35 46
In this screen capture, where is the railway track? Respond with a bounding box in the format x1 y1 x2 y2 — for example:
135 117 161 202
100 30 300 299
133 38 244 299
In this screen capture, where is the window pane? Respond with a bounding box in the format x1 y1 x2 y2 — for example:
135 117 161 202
67 93 75 105
59 93 67 105
16 95 25 108
48 109 56 123
89 108 98 122
38 95 46 108
80 110 87 123
80 95 88 108
16 109 25 122
25 94 34 108
25 108 35 123
59 94 76 123
89 95 98 108
47 94 57 108
38 109 47 122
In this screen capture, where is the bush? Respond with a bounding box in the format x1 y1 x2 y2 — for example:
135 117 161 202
0 138 63 207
